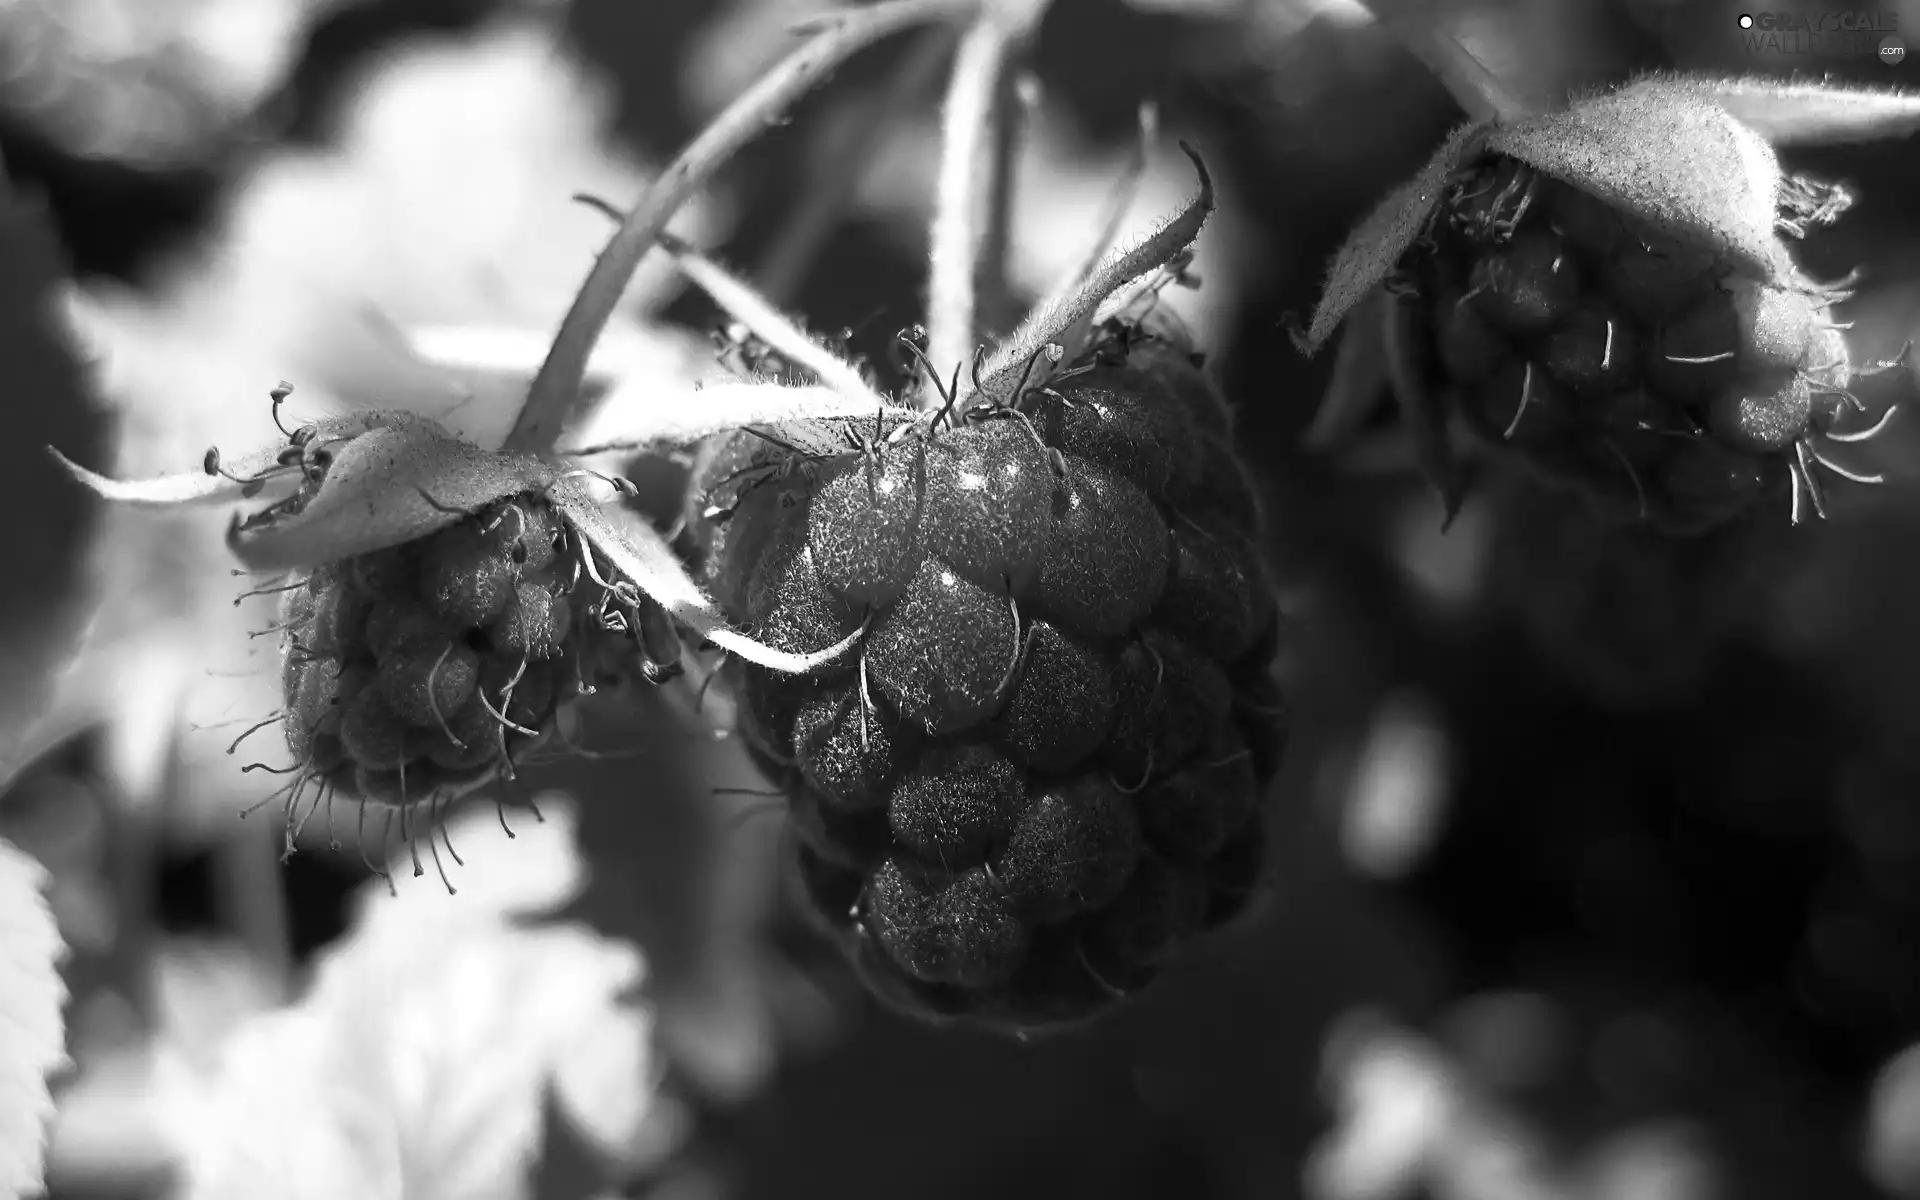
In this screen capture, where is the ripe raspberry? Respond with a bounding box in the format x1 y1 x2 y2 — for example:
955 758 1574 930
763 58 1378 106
272 490 628 845
693 318 1286 1035
1396 154 1886 532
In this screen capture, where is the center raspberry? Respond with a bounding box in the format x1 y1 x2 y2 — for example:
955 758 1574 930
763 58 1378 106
688 320 1287 1034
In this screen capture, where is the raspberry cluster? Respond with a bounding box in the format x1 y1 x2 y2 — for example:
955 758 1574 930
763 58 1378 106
276 494 606 816
690 319 1285 1034
1408 155 1866 532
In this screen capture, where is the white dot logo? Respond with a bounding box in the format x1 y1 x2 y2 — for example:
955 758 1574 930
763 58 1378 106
1883 35 1908 65
1738 12 1754 28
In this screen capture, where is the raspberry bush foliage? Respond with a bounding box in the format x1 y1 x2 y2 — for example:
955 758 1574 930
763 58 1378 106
28 7 1920 1191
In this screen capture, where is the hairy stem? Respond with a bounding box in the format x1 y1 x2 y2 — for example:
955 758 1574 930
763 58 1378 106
923 1 1049 393
508 0 980 455
660 234 888 408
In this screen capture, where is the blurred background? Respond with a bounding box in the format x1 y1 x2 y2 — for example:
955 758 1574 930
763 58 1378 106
5 0 1920 1197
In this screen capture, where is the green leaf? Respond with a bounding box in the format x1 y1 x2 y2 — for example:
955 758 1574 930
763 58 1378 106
227 423 555 572
1302 121 1487 353
1484 83 1784 280
1629 74 1920 147
0 836 68 1200
177 800 679 1200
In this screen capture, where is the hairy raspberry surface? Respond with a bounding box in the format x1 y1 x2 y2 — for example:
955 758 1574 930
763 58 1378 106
1407 155 1858 533
692 321 1287 1034
277 495 601 808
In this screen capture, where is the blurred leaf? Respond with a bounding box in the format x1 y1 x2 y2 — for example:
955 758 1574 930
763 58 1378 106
1868 1043 1920 1197
0 0 337 166
170 1004 404 1200
172 796 682 1200
0 836 70 1199
0 176 102 792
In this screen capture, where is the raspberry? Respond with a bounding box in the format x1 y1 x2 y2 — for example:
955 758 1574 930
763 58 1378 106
697 320 1285 1034
273 492 624 844
1396 154 1877 531
486 581 571 659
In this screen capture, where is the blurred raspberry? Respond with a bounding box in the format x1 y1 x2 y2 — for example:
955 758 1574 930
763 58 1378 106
1404 153 1874 532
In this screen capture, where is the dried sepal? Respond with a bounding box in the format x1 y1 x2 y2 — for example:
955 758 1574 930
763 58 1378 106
1630 74 1920 147
49 410 439 507
1302 284 1392 451
655 234 890 409
1484 85 1783 282
547 479 863 674
228 423 555 571
1300 121 1486 353
559 382 917 456
964 142 1215 407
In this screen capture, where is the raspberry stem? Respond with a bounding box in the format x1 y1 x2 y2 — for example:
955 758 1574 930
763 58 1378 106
924 1 1049 391
510 0 980 455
